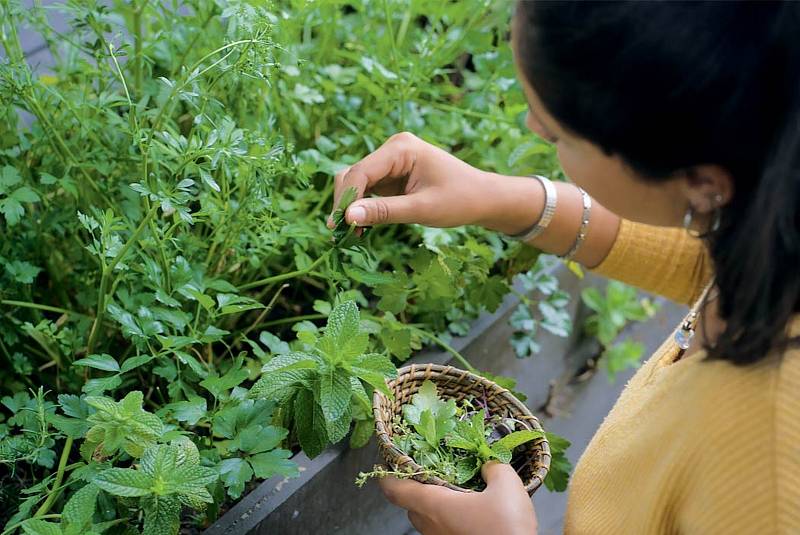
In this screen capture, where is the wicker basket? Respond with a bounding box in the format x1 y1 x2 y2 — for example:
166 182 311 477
373 363 550 495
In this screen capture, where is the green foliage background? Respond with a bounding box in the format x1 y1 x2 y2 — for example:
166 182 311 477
0 0 576 532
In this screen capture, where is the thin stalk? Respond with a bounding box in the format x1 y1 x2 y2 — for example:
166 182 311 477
34 436 73 518
86 206 158 353
0 300 90 318
1 515 61 535
247 313 326 330
132 0 149 95
409 326 476 372
238 250 332 291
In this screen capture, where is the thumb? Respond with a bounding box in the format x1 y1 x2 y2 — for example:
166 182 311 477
481 461 526 494
346 195 421 226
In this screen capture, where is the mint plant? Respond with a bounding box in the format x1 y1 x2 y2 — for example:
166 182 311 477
250 301 397 458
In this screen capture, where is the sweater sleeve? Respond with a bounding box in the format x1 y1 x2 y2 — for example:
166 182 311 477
590 219 713 306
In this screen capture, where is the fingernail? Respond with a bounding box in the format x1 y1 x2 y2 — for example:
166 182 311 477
349 206 366 225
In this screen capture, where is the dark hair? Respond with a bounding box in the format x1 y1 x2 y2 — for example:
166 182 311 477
515 1 800 364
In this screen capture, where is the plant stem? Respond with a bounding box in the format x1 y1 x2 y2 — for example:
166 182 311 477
409 327 476 372
246 313 326 330
1 515 61 535
238 250 331 291
0 300 90 318
34 435 73 518
86 205 158 353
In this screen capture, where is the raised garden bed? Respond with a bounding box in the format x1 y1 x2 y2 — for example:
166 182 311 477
204 263 586 535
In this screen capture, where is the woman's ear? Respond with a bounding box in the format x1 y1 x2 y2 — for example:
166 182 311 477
679 164 735 214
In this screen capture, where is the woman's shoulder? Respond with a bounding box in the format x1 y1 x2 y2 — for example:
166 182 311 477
670 337 799 532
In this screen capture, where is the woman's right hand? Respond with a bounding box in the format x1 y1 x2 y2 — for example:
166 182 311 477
326 132 519 232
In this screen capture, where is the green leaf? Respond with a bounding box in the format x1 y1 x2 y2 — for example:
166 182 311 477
347 353 396 397
139 443 217 505
543 432 572 492
142 495 181 535
249 369 313 403
317 300 367 363
167 398 207 426
93 468 153 496
237 424 287 454
331 186 357 242
349 418 373 449
492 430 543 453
119 354 156 373
325 403 352 444
294 388 328 458
73 354 120 373
455 457 481 485
218 457 254 499
21 520 62 535
5 260 42 284
84 391 163 458
319 367 353 421
200 357 249 399
249 448 298 479
403 381 456 448
261 352 320 373
62 483 99 534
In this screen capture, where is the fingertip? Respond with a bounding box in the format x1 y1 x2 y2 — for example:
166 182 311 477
481 461 523 489
347 205 367 226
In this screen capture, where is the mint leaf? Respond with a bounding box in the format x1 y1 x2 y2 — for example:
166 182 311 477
318 367 353 421
93 468 153 497
142 495 181 535
317 300 367 363
492 429 543 452
61 483 99 534
84 391 163 458
72 354 120 373
21 520 62 535
294 388 328 458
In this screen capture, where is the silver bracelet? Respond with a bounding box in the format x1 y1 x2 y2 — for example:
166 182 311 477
560 187 592 260
507 175 557 242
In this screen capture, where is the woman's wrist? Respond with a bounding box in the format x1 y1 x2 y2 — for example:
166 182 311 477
474 173 547 235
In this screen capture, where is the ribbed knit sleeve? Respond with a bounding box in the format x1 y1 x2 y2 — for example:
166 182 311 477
590 219 713 305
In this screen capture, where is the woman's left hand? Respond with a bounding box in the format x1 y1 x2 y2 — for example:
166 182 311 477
378 461 538 535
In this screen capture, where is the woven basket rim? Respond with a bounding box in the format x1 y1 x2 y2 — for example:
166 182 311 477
372 363 551 495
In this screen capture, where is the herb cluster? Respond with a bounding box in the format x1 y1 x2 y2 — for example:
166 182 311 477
359 380 546 491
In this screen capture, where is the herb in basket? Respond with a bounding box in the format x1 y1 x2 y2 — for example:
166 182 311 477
357 380 542 490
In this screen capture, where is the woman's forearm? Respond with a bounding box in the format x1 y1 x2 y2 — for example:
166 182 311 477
476 173 620 268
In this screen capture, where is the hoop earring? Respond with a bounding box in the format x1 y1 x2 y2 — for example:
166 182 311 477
683 193 723 238
683 205 701 238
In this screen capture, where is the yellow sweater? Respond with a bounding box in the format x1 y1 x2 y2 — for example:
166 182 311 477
563 219 800 534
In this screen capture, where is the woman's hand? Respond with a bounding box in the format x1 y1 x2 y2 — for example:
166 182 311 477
379 462 538 535
326 132 522 232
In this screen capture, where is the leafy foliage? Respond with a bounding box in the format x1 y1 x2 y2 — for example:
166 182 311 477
360 380 556 490
250 301 397 458
0 0 570 532
582 282 659 380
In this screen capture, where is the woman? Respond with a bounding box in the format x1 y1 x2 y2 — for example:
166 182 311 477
328 2 799 534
